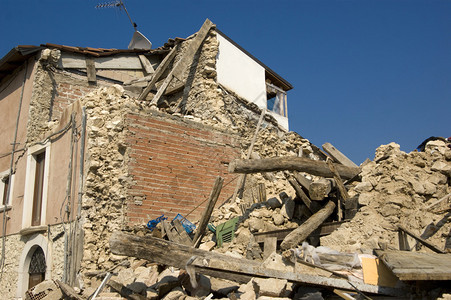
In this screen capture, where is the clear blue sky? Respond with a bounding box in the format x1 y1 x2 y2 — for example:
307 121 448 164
1 0 449 164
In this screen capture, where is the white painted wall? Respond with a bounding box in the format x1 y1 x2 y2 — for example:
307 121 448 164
216 33 267 109
269 111 289 130
216 33 289 130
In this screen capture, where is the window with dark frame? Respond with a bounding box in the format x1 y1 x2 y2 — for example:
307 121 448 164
1 175 9 206
31 152 46 226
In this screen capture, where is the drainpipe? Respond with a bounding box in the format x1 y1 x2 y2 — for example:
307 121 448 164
0 61 29 279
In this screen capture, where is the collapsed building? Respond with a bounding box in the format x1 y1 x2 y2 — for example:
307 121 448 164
0 19 449 300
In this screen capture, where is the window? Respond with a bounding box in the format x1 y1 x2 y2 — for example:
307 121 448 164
22 143 50 229
32 152 46 226
266 82 287 117
0 170 13 208
28 246 46 289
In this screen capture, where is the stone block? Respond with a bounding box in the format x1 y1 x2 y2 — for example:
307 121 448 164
273 213 285 225
252 278 287 297
210 277 239 296
281 198 295 219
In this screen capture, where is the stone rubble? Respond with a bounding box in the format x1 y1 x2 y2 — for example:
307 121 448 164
321 141 451 253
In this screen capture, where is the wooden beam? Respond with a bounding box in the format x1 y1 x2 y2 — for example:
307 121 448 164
107 279 146 300
138 45 178 100
322 143 359 169
280 201 336 250
287 175 313 213
193 177 224 247
149 19 214 106
309 178 334 201
257 183 266 203
109 232 404 296
232 109 266 202
253 221 348 243
138 54 155 74
398 226 445 254
426 193 451 210
327 159 349 221
292 171 312 190
173 219 193 245
229 157 360 180
164 80 185 95
56 280 84 300
376 250 451 281
85 57 96 83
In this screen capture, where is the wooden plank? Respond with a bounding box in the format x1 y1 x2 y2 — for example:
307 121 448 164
263 237 277 260
107 279 146 300
292 171 312 190
173 218 192 246
164 80 185 95
257 182 266 203
426 193 451 210
56 280 84 300
287 175 313 213
138 45 178 100
149 19 214 105
138 54 155 74
85 57 96 83
376 250 451 281
162 219 181 244
229 156 360 180
170 19 214 81
326 159 349 221
398 226 445 253
280 201 336 250
254 221 347 243
232 109 266 202
193 176 224 247
322 142 359 169
110 232 404 296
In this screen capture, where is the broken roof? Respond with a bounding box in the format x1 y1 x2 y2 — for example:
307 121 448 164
0 29 292 91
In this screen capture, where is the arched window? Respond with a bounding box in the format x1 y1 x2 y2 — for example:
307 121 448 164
28 246 46 289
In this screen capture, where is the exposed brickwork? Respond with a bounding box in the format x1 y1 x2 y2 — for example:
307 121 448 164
52 82 94 120
126 111 241 225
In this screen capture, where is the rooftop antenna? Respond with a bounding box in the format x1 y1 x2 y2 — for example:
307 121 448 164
96 0 152 50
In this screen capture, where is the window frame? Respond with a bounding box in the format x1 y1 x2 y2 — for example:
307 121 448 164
22 142 51 229
0 169 14 210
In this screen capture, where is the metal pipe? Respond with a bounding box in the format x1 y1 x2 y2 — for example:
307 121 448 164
0 61 28 280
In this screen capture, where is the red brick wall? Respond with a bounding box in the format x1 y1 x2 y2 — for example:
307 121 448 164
126 112 241 225
52 82 94 120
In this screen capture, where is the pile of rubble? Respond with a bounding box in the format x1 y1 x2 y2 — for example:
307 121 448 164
26 138 450 300
322 140 451 253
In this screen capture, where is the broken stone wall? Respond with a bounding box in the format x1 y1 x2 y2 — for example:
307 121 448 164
78 85 132 286
126 109 241 223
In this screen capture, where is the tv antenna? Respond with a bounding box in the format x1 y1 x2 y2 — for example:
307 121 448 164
96 0 152 49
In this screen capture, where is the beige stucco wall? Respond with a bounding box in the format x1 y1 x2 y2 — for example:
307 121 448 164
0 58 36 235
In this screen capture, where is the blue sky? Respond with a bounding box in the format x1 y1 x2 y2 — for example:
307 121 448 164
1 0 449 164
